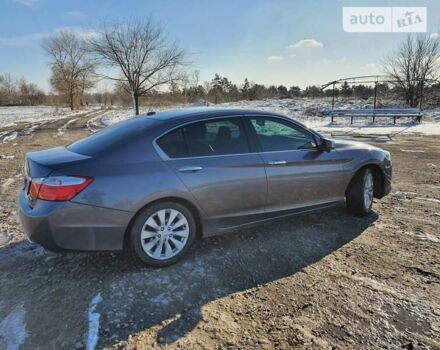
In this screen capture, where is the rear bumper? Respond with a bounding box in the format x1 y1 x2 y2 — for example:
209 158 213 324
19 192 133 252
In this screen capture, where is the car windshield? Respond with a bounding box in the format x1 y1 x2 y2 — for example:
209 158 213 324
68 117 157 156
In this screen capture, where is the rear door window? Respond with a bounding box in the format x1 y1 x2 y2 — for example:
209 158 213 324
157 117 251 158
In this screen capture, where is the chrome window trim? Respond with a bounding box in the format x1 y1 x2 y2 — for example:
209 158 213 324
153 113 322 161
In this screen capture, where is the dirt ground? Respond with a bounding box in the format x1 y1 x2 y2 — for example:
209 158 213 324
0 113 439 350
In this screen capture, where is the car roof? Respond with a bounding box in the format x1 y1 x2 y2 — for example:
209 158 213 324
142 107 314 133
145 107 283 123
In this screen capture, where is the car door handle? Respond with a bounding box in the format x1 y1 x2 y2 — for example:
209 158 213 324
267 160 287 165
178 166 203 173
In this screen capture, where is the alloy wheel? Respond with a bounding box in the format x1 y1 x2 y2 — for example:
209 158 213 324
140 209 189 260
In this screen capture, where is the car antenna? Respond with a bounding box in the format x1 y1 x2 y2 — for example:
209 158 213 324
147 111 156 116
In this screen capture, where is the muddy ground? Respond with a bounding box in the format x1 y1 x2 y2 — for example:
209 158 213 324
0 113 439 350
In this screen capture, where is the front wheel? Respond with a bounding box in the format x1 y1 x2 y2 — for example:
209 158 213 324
346 168 374 216
130 202 196 267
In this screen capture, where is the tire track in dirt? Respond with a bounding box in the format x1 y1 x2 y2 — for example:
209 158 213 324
0 107 111 143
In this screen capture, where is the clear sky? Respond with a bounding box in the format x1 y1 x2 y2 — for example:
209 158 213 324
0 0 439 91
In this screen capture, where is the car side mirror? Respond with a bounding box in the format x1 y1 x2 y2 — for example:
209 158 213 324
320 138 335 152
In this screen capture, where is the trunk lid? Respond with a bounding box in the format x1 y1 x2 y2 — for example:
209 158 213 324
25 147 91 178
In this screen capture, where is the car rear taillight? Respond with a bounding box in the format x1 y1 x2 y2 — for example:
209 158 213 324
29 176 93 201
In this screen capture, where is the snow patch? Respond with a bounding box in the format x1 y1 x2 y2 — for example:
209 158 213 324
100 115 111 126
0 106 99 128
0 155 14 160
1 178 15 193
2 132 18 143
401 149 425 153
404 231 440 243
86 113 109 133
415 197 440 204
0 304 27 350
86 293 103 350
393 191 417 196
343 273 400 297
57 118 79 136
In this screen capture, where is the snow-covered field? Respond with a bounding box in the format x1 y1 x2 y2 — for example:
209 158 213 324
1 99 439 136
219 98 440 136
100 108 144 126
100 104 188 126
0 106 99 128
101 98 440 136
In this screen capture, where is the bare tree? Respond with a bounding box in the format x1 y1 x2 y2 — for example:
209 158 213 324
78 69 96 106
42 30 96 110
181 69 199 100
18 78 44 105
384 34 440 107
0 73 17 104
88 18 187 115
191 69 200 88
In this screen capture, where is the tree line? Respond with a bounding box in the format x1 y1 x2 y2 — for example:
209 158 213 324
1 18 438 111
0 73 45 106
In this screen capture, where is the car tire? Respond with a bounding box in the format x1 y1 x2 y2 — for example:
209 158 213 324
346 168 374 216
130 201 196 267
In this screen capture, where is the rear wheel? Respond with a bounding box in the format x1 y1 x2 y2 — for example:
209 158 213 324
130 202 196 267
346 168 374 215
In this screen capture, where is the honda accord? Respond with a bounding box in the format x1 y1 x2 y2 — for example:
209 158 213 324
19 108 392 266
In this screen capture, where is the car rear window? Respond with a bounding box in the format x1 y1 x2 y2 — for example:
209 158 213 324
68 118 156 156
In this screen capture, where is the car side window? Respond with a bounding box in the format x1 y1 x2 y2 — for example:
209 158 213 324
157 117 251 158
250 117 316 152
183 118 250 157
157 128 189 159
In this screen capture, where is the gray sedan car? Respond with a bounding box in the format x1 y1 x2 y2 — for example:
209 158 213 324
19 108 392 266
